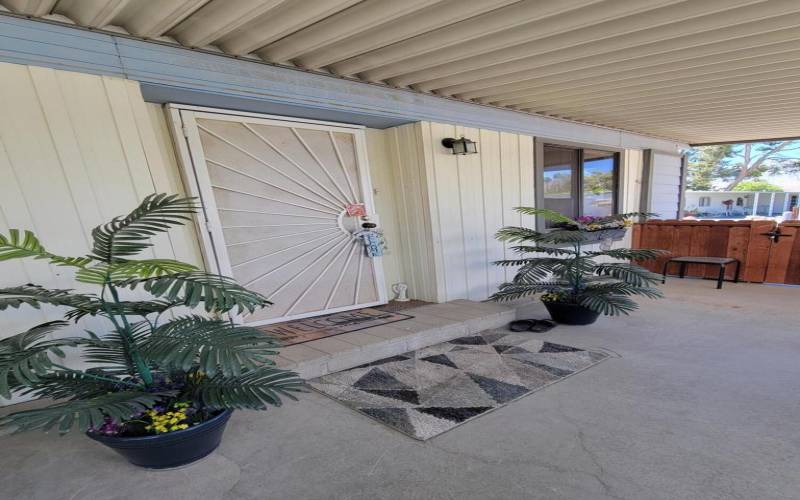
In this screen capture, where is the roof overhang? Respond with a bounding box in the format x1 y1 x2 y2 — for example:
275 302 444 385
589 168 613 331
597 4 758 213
1 0 798 145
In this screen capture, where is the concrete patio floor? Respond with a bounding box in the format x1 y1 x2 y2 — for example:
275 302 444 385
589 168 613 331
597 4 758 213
2 279 798 500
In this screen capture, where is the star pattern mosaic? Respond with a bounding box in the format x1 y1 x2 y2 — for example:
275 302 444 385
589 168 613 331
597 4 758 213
309 329 609 440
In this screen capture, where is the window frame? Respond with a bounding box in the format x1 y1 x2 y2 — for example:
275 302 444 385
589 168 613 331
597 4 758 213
534 138 624 230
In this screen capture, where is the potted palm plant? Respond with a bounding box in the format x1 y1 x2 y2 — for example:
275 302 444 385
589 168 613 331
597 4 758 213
0 194 304 468
490 208 664 325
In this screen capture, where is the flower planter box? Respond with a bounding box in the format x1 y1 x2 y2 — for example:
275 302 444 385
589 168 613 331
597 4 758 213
582 227 627 243
87 409 233 469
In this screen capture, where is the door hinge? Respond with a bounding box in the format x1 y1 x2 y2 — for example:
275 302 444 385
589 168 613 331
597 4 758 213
204 219 214 234
181 123 190 138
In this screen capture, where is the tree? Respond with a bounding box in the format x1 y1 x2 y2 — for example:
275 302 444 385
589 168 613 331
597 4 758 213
584 170 614 194
687 141 800 191
732 180 782 192
686 145 732 191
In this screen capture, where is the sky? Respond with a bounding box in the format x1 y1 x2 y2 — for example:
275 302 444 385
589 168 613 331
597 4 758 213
767 142 800 190
766 173 800 191
707 141 800 191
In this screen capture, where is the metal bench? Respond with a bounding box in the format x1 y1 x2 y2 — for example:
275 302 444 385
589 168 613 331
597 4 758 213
661 256 740 289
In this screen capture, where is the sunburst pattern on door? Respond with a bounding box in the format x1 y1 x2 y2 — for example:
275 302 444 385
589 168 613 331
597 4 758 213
182 113 383 325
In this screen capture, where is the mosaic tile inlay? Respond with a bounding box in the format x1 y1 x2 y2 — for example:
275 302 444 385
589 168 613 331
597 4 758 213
309 329 609 440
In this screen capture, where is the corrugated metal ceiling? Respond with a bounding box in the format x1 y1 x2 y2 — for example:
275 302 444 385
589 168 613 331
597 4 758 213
2 0 798 144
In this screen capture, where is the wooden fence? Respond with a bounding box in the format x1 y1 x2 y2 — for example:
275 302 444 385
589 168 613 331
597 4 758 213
632 220 800 285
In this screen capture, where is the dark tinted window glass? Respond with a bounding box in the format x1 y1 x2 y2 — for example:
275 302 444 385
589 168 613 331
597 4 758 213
543 146 577 220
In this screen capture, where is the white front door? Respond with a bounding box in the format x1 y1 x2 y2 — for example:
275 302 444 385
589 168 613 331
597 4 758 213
170 106 386 325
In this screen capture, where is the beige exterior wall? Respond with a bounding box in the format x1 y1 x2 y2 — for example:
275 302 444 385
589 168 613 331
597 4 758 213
0 63 203 403
364 129 407 299
380 122 648 303
650 152 684 219
0 60 666 370
381 121 538 303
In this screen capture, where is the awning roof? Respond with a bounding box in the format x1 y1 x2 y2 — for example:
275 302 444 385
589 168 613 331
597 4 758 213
2 0 799 144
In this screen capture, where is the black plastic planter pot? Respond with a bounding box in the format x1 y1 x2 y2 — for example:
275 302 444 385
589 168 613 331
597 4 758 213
543 301 600 325
87 409 233 469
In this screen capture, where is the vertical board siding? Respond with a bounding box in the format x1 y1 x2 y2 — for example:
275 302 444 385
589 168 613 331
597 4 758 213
457 126 488 301
480 129 505 297
388 121 537 302
388 120 644 302
0 62 203 402
429 122 468 301
363 129 406 298
383 123 439 302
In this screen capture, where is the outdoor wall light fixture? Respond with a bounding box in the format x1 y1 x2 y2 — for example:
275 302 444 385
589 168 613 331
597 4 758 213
441 136 478 155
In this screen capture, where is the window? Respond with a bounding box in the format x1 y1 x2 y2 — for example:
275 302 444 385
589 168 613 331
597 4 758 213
736 197 744 207
541 144 619 226
699 196 711 207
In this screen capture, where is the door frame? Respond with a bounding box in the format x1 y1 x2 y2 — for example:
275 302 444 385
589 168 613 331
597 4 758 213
164 104 387 325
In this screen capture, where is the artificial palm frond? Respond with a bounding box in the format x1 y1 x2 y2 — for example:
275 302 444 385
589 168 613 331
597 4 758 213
595 211 658 222
510 259 569 284
493 258 538 267
490 282 571 302
583 282 664 299
75 259 200 285
119 272 271 314
509 245 578 256
586 248 668 261
0 230 92 268
0 391 169 434
186 367 305 410
512 207 576 224
141 316 281 377
532 229 589 245
64 299 178 321
108 259 199 279
593 263 664 287
0 321 80 398
79 322 152 375
0 285 96 312
0 229 52 261
577 293 639 316
495 226 587 245
90 193 198 262
14 369 130 400
495 226 543 243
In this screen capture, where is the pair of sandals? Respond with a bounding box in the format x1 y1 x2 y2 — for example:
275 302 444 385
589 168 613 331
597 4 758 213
509 319 556 333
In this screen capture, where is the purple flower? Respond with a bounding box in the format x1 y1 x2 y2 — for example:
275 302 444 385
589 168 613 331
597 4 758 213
90 416 121 436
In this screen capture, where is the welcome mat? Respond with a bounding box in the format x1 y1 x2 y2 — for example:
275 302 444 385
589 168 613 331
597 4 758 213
258 308 413 346
309 329 609 440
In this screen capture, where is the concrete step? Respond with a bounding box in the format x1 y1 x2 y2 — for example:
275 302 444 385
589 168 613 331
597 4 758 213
274 300 516 379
